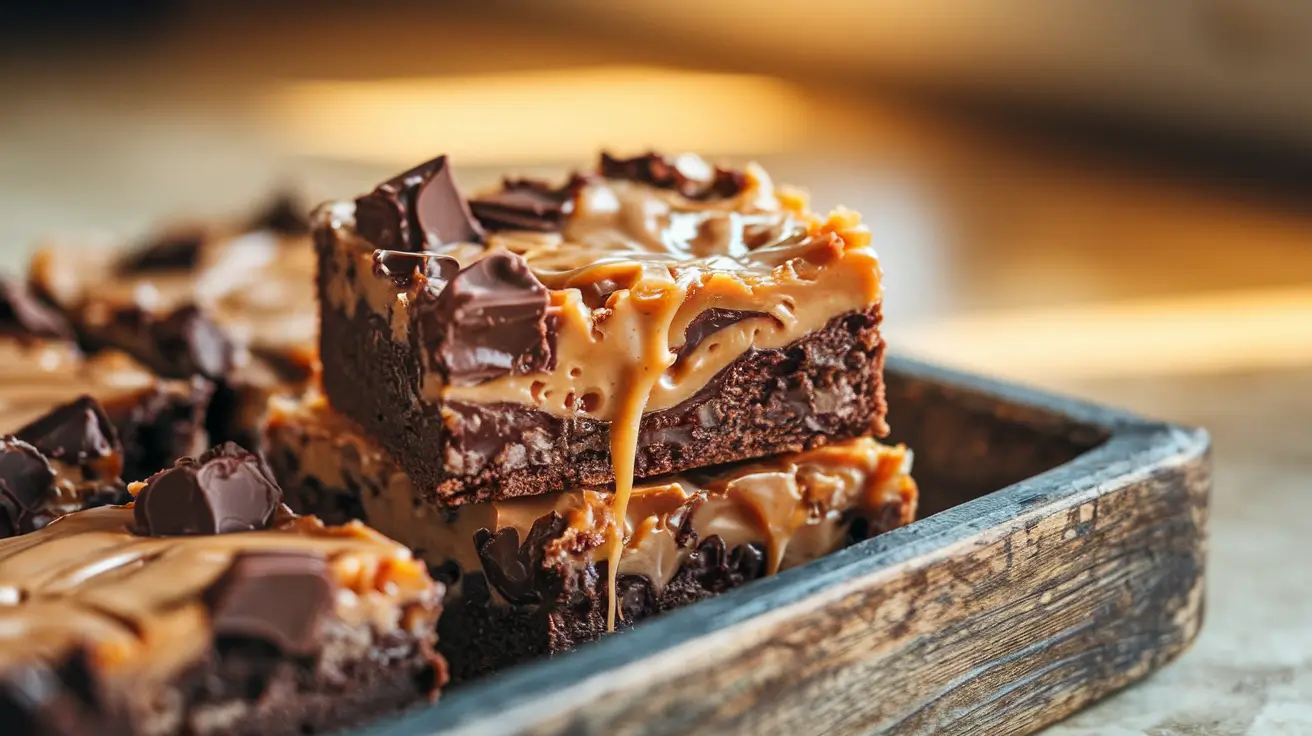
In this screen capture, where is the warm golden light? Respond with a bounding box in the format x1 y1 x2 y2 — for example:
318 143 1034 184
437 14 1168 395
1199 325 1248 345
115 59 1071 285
890 286 1312 385
264 66 812 166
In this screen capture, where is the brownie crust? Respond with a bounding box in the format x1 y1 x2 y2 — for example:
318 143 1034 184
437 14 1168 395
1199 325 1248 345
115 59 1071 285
319 242 887 506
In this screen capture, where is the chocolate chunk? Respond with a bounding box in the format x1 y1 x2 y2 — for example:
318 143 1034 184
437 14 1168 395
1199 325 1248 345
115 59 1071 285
16 396 120 471
0 439 56 514
468 177 585 232
205 551 334 656
672 308 776 368
355 155 484 251
247 192 310 236
372 250 460 289
0 647 125 736
600 151 745 200
473 512 568 605
116 231 205 273
0 276 74 342
152 305 235 380
420 250 554 385
133 442 282 536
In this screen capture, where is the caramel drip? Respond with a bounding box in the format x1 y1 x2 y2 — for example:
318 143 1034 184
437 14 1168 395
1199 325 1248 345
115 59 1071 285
604 280 684 631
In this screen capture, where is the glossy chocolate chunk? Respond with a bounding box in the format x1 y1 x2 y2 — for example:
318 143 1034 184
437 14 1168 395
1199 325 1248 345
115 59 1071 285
204 551 334 656
0 276 73 342
421 250 554 385
473 512 567 605
133 442 282 537
599 151 745 200
672 308 776 369
0 647 126 736
247 192 310 236
372 250 460 289
16 396 120 471
0 439 56 538
468 177 585 232
151 305 235 380
355 155 484 251
115 231 205 273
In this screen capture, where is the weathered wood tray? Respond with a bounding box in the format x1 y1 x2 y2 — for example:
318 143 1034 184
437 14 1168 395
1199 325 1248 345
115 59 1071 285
360 356 1211 736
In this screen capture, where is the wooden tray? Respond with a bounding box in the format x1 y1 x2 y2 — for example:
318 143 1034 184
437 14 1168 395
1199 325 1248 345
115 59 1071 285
360 356 1211 736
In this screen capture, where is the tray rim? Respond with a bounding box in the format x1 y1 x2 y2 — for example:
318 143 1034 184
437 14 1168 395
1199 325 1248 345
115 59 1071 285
358 355 1211 736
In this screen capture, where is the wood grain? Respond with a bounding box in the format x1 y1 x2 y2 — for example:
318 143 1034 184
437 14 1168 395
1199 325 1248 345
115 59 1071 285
358 357 1211 736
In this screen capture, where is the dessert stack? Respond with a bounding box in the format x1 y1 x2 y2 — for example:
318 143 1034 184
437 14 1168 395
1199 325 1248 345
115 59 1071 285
267 151 919 680
0 152 918 733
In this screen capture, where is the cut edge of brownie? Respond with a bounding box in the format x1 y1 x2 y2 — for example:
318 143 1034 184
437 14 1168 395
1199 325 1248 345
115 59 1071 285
318 231 887 506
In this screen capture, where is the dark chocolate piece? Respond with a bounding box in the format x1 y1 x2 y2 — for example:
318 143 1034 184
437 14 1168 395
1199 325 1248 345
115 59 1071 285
354 155 484 251
672 308 776 368
599 151 745 200
0 439 56 519
151 305 234 381
248 193 310 236
469 177 585 232
116 231 205 274
0 276 73 342
472 512 568 605
372 250 460 289
134 443 282 537
419 250 554 385
16 396 120 472
0 647 127 736
205 551 334 656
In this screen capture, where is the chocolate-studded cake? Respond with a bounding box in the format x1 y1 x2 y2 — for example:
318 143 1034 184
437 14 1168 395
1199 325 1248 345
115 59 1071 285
264 392 916 681
1 276 211 482
28 195 318 451
0 443 447 735
315 153 887 508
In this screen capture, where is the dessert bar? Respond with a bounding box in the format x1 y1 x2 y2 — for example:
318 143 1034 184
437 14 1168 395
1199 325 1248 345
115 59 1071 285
28 195 318 450
315 152 888 507
2 278 211 481
264 393 916 681
0 443 447 735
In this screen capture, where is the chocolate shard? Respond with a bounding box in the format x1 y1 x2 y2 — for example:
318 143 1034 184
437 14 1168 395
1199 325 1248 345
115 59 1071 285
204 551 334 656
247 192 310 236
151 305 235 381
420 250 555 385
599 151 745 200
372 250 461 289
472 512 567 605
116 230 206 274
0 646 127 736
354 155 484 251
468 177 585 232
16 396 121 472
133 442 282 537
0 276 74 342
0 438 56 516
672 308 777 368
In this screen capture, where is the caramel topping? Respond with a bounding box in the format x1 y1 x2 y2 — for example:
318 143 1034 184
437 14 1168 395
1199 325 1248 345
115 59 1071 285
0 504 436 687
265 394 917 605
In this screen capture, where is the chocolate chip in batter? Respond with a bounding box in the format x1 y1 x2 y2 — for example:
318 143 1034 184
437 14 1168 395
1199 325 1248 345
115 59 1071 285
205 551 334 656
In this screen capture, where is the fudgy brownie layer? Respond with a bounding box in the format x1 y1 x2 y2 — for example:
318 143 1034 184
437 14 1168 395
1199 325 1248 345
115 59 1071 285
318 270 887 506
436 539 771 682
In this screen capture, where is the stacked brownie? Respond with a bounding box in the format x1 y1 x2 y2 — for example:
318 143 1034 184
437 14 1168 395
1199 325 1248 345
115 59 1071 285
0 434 447 735
268 152 919 679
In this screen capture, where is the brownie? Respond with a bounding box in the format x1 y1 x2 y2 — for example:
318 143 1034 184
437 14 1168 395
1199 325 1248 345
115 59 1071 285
0 442 446 735
263 393 917 682
0 277 211 482
315 152 888 507
27 195 319 451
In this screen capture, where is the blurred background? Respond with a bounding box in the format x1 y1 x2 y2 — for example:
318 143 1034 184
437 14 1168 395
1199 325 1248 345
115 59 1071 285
2 2 1310 733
